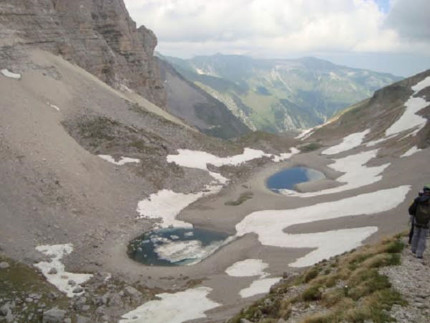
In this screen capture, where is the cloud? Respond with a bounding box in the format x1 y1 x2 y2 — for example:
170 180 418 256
385 0 430 42
124 0 430 60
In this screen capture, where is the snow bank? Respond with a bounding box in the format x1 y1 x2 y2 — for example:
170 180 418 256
136 186 222 228
401 146 421 158
385 76 430 137
98 155 140 165
236 186 410 267
167 147 299 182
119 286 220 323
225 259 268 277
280 150 389 197
34 244 93 297
1 68 21 79
239 278 282 298
322 129 370 155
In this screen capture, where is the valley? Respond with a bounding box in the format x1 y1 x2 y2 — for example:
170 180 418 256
0 1 429 323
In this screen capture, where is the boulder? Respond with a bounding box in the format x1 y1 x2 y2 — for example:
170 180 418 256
42 307 66 323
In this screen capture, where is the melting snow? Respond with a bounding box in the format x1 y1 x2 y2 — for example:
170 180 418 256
154 237 234 265
322 129 370 155
401 146 421 158
280 150 389 197
226 259 269 277
47 102 60 111
385 76 430 137
98 155 140 165
236 186 410 267
34 244 93 297
119 286 220 323
136 186 222 228
239 277 282 298
1 68 21 79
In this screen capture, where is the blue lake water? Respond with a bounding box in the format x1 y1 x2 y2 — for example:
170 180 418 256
128 227 230 266
266 166 325 193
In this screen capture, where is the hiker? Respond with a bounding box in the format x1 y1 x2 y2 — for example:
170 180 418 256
408 185 430 259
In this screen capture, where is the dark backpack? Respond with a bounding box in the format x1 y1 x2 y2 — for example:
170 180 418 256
415 198 430 228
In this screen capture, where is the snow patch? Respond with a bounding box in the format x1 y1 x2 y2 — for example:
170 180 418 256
1 68 21 79
119 286 220 323
34 244 93 297
239 278 282 298
385 76 430 137
225 259 269 277
322 129 370 155
98 155 140 165
236 186 410 267
136 186 222 228
280 150 389 197
47 102 60 111
401 146 421 158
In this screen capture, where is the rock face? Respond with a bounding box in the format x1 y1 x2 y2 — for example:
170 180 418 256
0 0 165 108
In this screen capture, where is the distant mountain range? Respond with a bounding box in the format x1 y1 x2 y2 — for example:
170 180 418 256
161 54 402 133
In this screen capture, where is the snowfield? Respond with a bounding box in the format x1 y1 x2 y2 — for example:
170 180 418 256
119 287 220 323
321 129 370 155
280 150 389 197
34 244 93 298
236 186 410 267
1 68 21 79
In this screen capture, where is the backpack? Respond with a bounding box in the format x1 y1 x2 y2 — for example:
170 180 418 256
415 198 430 228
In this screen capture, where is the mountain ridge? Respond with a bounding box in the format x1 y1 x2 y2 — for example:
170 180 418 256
162 53 402 132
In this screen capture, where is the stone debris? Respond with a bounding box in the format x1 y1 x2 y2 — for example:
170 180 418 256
380 237 430 323
0 261 10 269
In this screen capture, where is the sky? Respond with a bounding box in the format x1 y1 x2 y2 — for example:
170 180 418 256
124 0 429 77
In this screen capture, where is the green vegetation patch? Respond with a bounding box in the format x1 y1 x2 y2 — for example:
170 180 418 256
225 191 254 206
227 235 407 323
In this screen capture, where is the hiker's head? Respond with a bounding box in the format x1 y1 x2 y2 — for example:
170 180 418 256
423 184 430 194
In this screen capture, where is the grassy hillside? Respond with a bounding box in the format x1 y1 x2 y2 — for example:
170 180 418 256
228 234 407 323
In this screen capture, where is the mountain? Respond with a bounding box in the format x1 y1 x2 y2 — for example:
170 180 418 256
0 0 165 107
1 0 430 322
162 54 402 132
158 58 250 139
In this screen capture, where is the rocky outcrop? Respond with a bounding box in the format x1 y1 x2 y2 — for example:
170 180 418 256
0 0 166 108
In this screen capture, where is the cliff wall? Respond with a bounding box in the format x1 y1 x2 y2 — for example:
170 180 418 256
0 0 166 107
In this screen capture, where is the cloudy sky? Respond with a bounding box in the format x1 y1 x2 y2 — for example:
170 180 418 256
124 0 429 76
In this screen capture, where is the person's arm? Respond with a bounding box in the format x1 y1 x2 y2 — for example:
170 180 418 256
408 198 418 215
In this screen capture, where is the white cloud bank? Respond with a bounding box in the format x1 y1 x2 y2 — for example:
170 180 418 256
236 186 410 267
119 286 220 323
34 244 93 297
124 0 430 61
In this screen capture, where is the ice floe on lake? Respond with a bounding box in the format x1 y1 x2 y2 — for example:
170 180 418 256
236 186 410 267
321 129 370 155
119 286 220 323
34 244 93 297
98 154 140 165
1 68 21 79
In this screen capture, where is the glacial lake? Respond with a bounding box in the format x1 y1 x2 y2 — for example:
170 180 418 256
266 166 325 193
128 227 231 266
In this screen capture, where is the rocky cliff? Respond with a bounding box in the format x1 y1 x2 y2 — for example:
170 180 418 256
0 0 165 107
